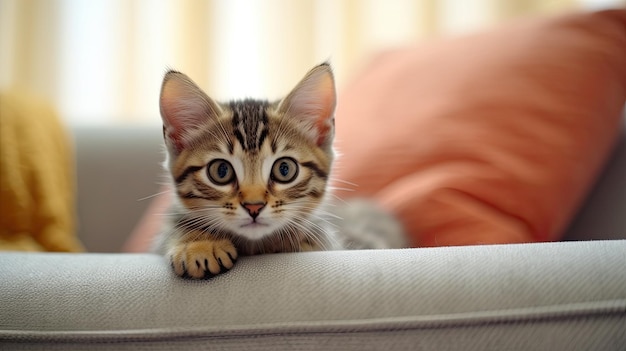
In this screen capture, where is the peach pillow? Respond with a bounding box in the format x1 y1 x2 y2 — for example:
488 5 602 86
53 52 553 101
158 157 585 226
334 10 626 247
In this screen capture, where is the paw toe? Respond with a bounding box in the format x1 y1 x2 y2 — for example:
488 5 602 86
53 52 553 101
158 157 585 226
168 239 238 279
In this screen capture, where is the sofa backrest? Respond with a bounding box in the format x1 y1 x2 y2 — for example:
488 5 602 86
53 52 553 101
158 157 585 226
73 127 163 252
563 114 626 240
72 114 625 251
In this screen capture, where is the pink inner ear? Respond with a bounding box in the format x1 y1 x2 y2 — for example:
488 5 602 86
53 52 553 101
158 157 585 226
165 127 185 153
160 93 187 152
311 78 336 146
315 119 332 146
283 65 336 146
159 72 218 153
316 78 336 145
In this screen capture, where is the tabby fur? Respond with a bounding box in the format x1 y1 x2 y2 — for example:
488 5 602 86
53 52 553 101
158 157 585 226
155 63 341 279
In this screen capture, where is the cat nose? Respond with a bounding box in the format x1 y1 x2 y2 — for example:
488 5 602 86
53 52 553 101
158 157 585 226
242 202 266 219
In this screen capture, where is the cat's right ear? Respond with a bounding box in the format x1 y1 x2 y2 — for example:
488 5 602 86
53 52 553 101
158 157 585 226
159 71 221 154
277 63 336 149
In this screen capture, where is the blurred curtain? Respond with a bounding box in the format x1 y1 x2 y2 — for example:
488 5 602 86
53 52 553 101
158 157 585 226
0 0 619 125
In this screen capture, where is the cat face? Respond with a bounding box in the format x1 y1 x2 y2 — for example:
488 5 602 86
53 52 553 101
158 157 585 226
159 64 336 243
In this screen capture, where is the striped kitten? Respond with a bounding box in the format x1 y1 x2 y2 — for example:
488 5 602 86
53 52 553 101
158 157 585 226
155 63 406 279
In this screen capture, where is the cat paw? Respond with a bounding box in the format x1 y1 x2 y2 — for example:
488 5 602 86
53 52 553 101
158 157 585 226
168 239 238 279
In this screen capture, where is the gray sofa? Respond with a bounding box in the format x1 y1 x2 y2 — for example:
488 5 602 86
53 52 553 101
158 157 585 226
0 120 625 350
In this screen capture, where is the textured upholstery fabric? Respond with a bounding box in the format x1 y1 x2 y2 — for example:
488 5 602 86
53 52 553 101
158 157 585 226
1 240 625 350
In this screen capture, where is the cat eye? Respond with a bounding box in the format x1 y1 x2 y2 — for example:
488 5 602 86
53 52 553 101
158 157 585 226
207 159 235 185
271 157 299 183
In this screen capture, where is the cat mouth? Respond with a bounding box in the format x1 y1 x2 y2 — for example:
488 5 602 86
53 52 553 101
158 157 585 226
241 221 269 228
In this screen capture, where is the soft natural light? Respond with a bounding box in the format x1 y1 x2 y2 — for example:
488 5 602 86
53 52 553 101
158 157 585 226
213 0 263 100
59 0 121 124
1 0 624 126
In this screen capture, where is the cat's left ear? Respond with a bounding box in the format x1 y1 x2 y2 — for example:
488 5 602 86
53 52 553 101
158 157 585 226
277 63 336 149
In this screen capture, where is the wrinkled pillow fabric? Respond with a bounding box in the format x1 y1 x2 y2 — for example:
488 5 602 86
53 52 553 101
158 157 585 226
334 10 626 247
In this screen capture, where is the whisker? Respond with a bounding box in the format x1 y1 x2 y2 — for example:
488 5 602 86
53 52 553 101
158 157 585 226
137 189 172 202
330 178 358 187
326 193 349 205
328 186 356 192
283 202 343 221
291 222 331 251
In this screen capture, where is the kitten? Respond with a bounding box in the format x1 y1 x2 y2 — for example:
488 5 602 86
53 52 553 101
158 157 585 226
155 63 405 279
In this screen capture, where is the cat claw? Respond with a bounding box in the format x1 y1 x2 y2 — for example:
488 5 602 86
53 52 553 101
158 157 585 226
168 239 238 279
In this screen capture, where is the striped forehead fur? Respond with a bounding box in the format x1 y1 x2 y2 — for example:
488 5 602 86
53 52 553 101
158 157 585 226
229 99 270 152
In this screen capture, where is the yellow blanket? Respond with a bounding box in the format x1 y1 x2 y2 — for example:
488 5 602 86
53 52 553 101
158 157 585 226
0 90 83 252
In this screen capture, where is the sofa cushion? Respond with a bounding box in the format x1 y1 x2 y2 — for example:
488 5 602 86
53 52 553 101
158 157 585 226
0 241 625 350
564 116 626 240
334 10 626 247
